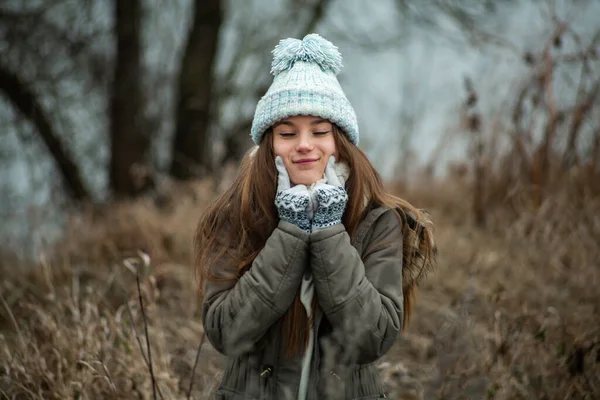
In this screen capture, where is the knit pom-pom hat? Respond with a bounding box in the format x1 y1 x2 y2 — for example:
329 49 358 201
250 33 359 145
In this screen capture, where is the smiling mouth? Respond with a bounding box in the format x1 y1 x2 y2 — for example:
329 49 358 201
294 159 318 165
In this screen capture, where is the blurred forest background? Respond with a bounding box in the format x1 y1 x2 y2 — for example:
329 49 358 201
1 0 599 399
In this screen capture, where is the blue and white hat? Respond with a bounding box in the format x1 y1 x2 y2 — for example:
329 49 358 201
250 33 359 146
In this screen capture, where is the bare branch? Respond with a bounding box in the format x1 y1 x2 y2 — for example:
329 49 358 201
0 63 91 201
186 333 206 399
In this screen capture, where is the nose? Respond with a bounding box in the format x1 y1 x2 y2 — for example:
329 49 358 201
296 132 313 152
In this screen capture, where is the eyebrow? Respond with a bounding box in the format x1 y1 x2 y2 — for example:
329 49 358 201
273 118 330 128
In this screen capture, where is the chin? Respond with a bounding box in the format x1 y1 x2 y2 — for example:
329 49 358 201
291 172 321 186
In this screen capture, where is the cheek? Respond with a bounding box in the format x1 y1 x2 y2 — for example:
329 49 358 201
272 141 295 170
273 139 289 158
321 137 338 158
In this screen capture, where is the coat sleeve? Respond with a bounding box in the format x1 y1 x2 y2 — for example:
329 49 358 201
202 220 309 356
310 209 403 364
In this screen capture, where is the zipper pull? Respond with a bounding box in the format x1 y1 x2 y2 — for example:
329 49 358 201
260 365 273 378
329 370 341 381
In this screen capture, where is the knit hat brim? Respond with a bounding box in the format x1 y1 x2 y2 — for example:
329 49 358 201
251 89 359 145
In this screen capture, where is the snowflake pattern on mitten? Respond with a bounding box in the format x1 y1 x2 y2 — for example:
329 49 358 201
312 186 348 230
275 191 312 232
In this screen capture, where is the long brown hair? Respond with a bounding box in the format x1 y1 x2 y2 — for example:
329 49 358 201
194 125 436 357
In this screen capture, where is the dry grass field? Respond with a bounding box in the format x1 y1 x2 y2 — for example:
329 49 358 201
1 161 598 399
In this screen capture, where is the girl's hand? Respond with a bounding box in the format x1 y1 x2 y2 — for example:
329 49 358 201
312 156 348 231
274 156 312 232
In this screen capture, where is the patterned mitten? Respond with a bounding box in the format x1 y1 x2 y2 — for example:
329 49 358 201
274 156 312 232
312 156 349 231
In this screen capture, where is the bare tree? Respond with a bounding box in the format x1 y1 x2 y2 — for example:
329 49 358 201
170 0 223 180
0 64 91 201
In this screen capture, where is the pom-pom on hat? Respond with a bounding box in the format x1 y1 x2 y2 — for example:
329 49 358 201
250 33 359 145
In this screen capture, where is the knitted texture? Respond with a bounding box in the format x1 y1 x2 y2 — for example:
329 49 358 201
251 33 359 145
275 190 312 232
312 186 348 230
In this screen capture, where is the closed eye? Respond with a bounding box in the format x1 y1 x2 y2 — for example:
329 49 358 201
314 131 330 136
278 132 295 138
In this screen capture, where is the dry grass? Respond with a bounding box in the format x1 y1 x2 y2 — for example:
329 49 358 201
1 164 598 399
385 172 600 399
0 179 224 400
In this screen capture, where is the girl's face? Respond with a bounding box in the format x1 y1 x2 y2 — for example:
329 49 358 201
272 115 338 186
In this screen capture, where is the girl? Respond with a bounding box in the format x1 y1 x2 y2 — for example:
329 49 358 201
195 33 436 400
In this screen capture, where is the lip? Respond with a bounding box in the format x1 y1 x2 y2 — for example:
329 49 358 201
293 158 318 165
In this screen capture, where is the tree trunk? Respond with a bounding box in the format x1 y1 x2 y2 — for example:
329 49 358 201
0 64 91 202
170 0 222 180
109 0 149 197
